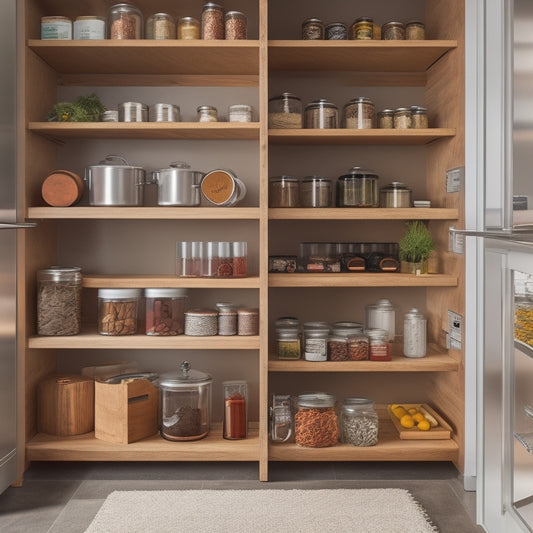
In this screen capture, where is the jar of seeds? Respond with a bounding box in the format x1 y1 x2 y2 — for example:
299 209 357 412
108 3 143 39
197 105 218 122
406 20 425 40
382 21 406 40
201 2 224 39
305 99 338 129
237 308 259 336
343 97 376 129
341 398 378 446
300 176 332 207
146 13 176 39
394 107 412 129
302 18 324 40
350 17 373 40
269 175 299 207
184 308 218 336
225 11 247 40
178 17 200 39
325 22 347 40
377 109 394 129
411 106 429 128
268 92 303 129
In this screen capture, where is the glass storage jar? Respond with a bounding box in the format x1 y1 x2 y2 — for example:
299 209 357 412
404 308 427 357
365 298 396 341
325 22 347 40
202 241 219 277
295 392 338 447
158 361 212 441
145 13 176 39
201 2 224 39
178 17 200 39
108 3 143 39
225 11 247 40
305 99 338 129
269 176 300 207
145 288 188 335
366 328 392 361
37 266 82 336
217 241 233 278
382 21 406 40
341 398 378 446
343 97 376 129
228 104 252 122
336 167 379 207
347 334 370 360
197 105 218 122
350 17 373 40
270 394 293 442
300 176 332 207
232 241 248 278
327 334 349 361
406 20 426 40
377 109 394 129
97 288 141 335
223 380 248 439
268 92 303 129
302 18 324 40
411 106 429 128
379 182 412 208
303 325 329 361
394 107 412 129
176 241 203 277
276 327 301 360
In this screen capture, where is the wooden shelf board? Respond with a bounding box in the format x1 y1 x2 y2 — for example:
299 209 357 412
28 40 260 76
268 129 456 145
268 273 457 288
26 426 260 462
268 40 457 72
268 208 458 220
27 207 261 220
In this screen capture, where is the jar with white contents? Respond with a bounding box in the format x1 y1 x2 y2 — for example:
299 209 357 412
403 308 427 357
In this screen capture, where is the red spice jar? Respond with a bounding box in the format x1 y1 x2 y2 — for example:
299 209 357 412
366 328 391 361
232 241 247 278
223 380 248 439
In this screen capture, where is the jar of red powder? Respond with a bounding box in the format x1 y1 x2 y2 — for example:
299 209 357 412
222 380 248 439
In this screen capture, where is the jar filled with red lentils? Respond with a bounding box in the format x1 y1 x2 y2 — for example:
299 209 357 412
108 3 143 39
201 2 224 39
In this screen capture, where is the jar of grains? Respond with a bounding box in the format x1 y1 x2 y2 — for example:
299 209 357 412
197 105 218 122
237 308 259 336
216 303 238 336
300 176 332 208
232 241 248 278
343 97 376 129
406 20 425 40
277 327 301 360
178 17 200 39
403 308 427 357
228 104 252 122
37 266 82 336
304 325 330 361
325 22 347 40
377 109 395 129
411 106 429 128
302 18 324 40
305 99 338 129
394 107 412 129
295 392 338 447
201 2 224 39
98 288 141 335
327 334 349 361
341 398 378 446
41 16 72 40
225 11 247 40
269 176 300 207
184 308 218 336
382 21 406 40
366 328 392 361
146 13 176 39
108 3 143 39
268 92 303 129
350 17 373 40
347 334 370 360
145 288 188 335
336 167 379 208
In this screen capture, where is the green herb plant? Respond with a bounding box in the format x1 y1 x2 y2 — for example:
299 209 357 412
398 220 436 263
46 93 106 122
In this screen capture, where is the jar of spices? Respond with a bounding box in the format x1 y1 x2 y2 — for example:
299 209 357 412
217 241 233 277
304 99 338 129
411 106 429 129
403 308 427 357
406 20 426 40
377 109 395 129
225 11 247 40
73 16 106 40
41 16 72 40
303 326 330 361
197 105 218 122
325 22 347 40
201 2 224 40
184 308 218 336
336 167 379 208
366 328 392 361
228 104 252 122
237 307 259 336
223 380 248 439
216 303 238 336
146 13 176 39
300 176 332 208
277 327 301 360
295 392 338 448
365 298 396 341
302 18 324 40
343 97 376 129
268 92 303 129
394 107 412 129
176 241 203 277
97 288 141 335
108 3 143 39
269 176 299 208
341 398 378 446
382 21 406 40
37 266 82 336
347 334 370 360
379 182 412 208
350 17 373 40
178 17 200 39
145 288 188 335
232 241 248 278
327 334 349 361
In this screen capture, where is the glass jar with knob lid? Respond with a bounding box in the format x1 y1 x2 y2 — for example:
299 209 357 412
268 92 303 129
304 99 338 129
365 298 396 341
341 397 378 446
336 167 379 207
108 3 143 39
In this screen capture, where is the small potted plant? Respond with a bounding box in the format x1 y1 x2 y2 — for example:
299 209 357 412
398 221 436 274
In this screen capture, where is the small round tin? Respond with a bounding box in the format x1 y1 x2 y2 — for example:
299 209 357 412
118 102 148 122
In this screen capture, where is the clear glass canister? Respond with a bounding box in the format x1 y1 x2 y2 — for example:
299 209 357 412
336 167 379 207
366 328 392 361
302 17 324 40
300 176 332 207
146 13 176 39
176 241 203 277
270 394 293 442
406 20 426 40
197 105 218 122
97 288 141 335
327 334 349 361
325 22 347 40
382 21 406 40
228 104 252 122
217 241 233 278
216 303 238 336
269 176 300 207
347 334 370 360
223 380 248 439
305 99 338 129
304 326 330 361
341 398 378 446
144 288 188 335
268 92 303 129
379 182 412 208
394 107 412 129
108 3 143 39
411 106 429 128
178 17 200 39
343 97 376 129
277 327 301 360
37 266 82 336
295 392 338 447
404 308 427 357
377 109 394 129
201 2 224 39
365 298 396 341
350 17 373 40
232 241 248 278
225 11 247 40
158 361 212 441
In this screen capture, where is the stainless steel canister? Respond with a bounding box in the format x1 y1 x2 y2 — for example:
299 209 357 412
149 103 180 122
150 162 204 206
119 102 148 122
200 169 247 206
85 155 146 206
379 181 412 207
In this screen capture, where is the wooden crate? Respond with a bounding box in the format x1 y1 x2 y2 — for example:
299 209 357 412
387 403 452 440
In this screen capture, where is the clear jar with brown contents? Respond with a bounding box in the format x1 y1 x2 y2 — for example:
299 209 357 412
382 21 406 40
108 3 143 39
146 13 176 40
377 109 394 129
327 334 349 361
305 99 338 129
347 334 370 360
302 18 324 40
98 288 141 335
350 17 373 40
406 20 425 40
145 288 188 336
300 176 332 207
201 2 224 39
268 92 303 129
295 393 338 448
411 106 429 128
269 175 300 207
343 97 375 129
394 107 412 129
178 17 200 39
225 11 247 40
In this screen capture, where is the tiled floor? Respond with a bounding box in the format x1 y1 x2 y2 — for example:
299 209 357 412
0 461 484 532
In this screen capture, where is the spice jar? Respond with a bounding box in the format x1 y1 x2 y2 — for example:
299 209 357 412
268 92 303 129
202 241 219 277
270 394 293 442
158 361 212 441
343 97 376 129
232 241 248 278
217 241 233 277
108 3 143 39
73 16 106 40
295 392 338 448
365 298 396 341
327 334 349 361
228 104 252 122
178 17 200 39
394 107 412 129
37 266 82 336
336 167 379 207
223 380 248 439
276 327 301 360
97 288 141 335
366 328 392 361
302 18 324 40
176 241 203 277
404 308 427 357
411 106 429 129
305 99 338 129
382 21 406 40
406 20 426 40
41 16 72 40
201 2 224 39
380 182 412 208
377 109 395 129
225 11 247 40
197 105 218 122
237 308 259 336
184 308 218 336
146 13 176 39
325 22 347 40
303 325 329 361
350 17 373 40
300 176 332 207
145 288 188 336
269 176 299 208
347 334 370 360
341 398 378 446
216 303 238 336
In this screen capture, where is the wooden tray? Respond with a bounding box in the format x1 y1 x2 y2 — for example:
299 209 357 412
387 403 452 440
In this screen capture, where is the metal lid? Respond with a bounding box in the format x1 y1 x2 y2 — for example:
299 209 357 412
382 21 405 28
237 307 258 315
269 92 301 102
98 288 142 299
42 16 72 22
342 397 374 412
340 167 378 179
406 20 425 26
302 17 323 25
344 96 374 106
92 154 144 171
226 11 246 19
332 321 363 329
378 109 395 114
303 321 329 329
381 181 411 191
354 16 373 23
202 3 223 10
158 361 212 389
75 16 106 21
197 105 217 112
104 372 159 384
305 99 337 110
325 22 346 29
302 175 331 183
179 16 199 23
405 308 425 319
375 298 394 309
364 327 389 339
395 107 412 113
144 288 188 298
412 106 428 114
269 175 299 183
37 266 82 282
297 392 335 408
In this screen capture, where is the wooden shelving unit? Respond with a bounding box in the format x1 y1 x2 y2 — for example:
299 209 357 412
81 275 261 289
268 207 459 220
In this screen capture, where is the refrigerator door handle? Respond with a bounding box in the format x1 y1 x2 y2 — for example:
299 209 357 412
0 222 37 230
449 226 533 239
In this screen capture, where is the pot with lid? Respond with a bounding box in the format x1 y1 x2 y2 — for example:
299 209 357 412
379 181 412 208
85 155 145 206
150 161 204 206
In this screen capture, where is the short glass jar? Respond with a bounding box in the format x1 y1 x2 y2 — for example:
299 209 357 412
325 22 347 40
269 175 299 207
377 109 394 129
228 104 252 122
268 92 303 129
406 20 426 40
341 398 378 446
382 21 406 40
295 392 338 447
184 308 218 336
225 11 247 39
178 17 200 39
350 17 373 40
197 105 218 122
108 3 143 39
366 328 392 361
303 326 329 361
302 17 324 40
97 288 141 335
300 176 332 207
394 107 412 129
327 334 349 361
305 99 338 129
201 2 224 39
145 288 188 335
379 182 412 208
343 97 376 129
347 334 370 360
411 106 429 128
403 308 427 357
277 327 301 360
336 167 379 207
146 13 176 39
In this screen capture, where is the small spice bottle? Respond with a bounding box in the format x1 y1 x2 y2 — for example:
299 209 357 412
295 393 338 448
277 327 301 360
216 303 238 336
403 308 427 357
178 17 200 39
268 92 303 129
303 325 330 361
176 241 203 277
184 308 218 336
225 11 247 40
145 288 188 336
223 380 248 439
343 97 376 129
341 398 378 446
325 22 347 40
302 18 324 40
382 21 406 40
197 105 218 122
146 13 176 40
366 328 392 361
201 2 224 40
377 109 394 129
232 241 248 278
269 176 300 207
228 104 252 122
237 308 259 336
300 176 332 208
108 3 143 39
327 334 349 361
305 99 338 129
394 107 412 129
97 288 141 336
347 334 370 360
411 106 429 128
406 20 426 40
350 17 373 40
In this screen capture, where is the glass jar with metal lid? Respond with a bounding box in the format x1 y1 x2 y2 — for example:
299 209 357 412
108 3 143 39
277 327 301 360
343 97 376 129
268 92 303 129
350 16 373 40
225 11 247 40
394 107 412 129
327 334 349 361
365 298 396 341
201 2 224 39
336 167 379 207
295 392 338 447
305 99 338 129
411 106 429 128
406 20 426 40
178 17 200 39
341 397 378 446
97 288 141 335
145 288 188 335
197 105 218 122
382 21 406 40
403 308 427 357
228 104 252 122
300 176 332 207
325 22 347 40
379 181 412 208
269 175 299 207
302 17 324 40
347 334 370 360
158 361 212 441
366 328 392 361
377 109 394 129
303 325 330 361
146 13 176 39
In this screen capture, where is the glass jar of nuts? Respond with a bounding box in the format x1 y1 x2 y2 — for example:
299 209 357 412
98 288 141 335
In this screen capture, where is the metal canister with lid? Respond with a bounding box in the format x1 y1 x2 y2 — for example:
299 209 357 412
295 392 338 448
302 18 324 40
119 102 147 122
382 21 406 40
149 103 180 122
201 169 246 206
336 167 379 207
379 182 412 208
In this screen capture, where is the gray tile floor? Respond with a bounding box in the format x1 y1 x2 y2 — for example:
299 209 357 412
0 461 485 532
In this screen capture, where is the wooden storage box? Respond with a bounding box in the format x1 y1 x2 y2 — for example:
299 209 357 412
95 378 159 444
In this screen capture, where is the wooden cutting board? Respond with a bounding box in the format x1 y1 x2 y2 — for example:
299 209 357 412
387 403 452 440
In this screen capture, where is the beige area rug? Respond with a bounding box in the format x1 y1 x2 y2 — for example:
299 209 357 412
85 488 439 533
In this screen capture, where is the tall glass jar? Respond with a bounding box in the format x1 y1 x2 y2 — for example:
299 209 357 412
223 380 248 439
269 176 300 207
225 11 247 40
303 325 330 361
343 97 376 129
145 288 188 335
336 167 379 207
404 308 427 357
366 328 392 361
365 298 396 341
37 266 82 336
201 2 224 39
341 398 378 446
97 288 141 335
232 241 248 278
146 13 176 39
178 17 200 39
302 18 324 40
108 3 143 39
304 99 338 129
268 92 303 129
295 392 338 447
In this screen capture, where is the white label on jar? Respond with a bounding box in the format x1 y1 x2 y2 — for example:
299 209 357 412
41 21 72 40
74 19 106 40
304 338 327 361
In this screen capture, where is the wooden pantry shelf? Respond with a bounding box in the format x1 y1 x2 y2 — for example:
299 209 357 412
268 273 458 288
268 208 458 220
268 40 457 72
82 275 261 289
27 207 261 220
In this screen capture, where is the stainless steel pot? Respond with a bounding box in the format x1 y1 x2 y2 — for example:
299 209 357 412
150 162 204 206
85 155 146 206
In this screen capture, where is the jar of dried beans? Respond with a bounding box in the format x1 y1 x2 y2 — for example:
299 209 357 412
146 13 176 40
343 97 376 129
327 334 349 361
302 18 324 40
97 288 141 335
225 11 247 40
341 398 378 446
201 2 224 40
108 3 143 39
237 307 259 336
223 380 248 439
144 288 188 336
268 92 303 129
295 392 338 448
347 334 370 360
37 266 82 336
269 175 300 207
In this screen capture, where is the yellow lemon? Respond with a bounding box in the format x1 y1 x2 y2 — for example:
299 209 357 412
408 407 418 415
417 419 431 431
400 414 415 428
413 413 425 423
392 406 408 419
